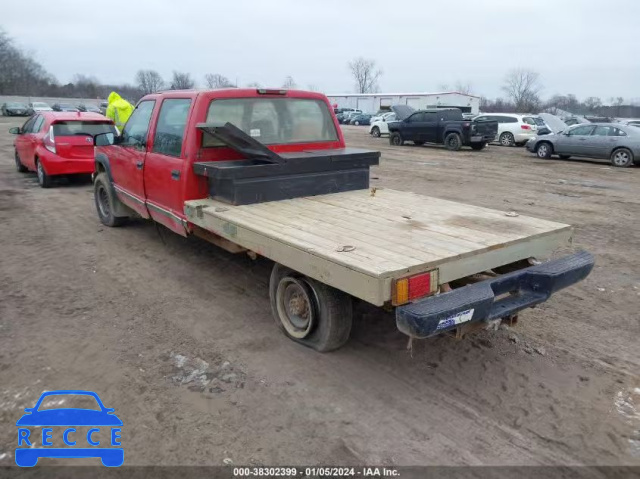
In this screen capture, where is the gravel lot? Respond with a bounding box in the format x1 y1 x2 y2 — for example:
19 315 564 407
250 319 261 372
0 118 638 467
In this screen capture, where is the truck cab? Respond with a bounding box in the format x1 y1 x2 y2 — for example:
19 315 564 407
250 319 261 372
94 88 343 234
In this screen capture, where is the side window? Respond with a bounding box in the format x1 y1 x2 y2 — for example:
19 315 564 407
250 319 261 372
21 116 37 133
593 126 613 136
422 112 438 122
152 99 192 157
568 125 595 136
121 101 155 148
504 116 518 123
408 113 424 122
32 115 45 133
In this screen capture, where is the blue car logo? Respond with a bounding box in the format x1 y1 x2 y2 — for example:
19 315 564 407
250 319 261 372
15 390 123 467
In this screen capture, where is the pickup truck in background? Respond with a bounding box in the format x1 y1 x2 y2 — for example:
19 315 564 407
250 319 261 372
92 88 593 352
387 106 498 151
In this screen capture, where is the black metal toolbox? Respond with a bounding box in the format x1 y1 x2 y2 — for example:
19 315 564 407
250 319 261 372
194 123 380 205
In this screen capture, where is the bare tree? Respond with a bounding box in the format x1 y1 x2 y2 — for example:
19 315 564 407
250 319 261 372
204 73 235 89
282 75 297 89
584 96 602 113
348 57 382 94
502 68 542 112
454 81 473 95
170 71 195 90
136 70 164 94
246 81 262 88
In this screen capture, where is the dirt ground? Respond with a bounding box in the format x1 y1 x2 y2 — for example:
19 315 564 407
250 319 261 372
0 118 638 468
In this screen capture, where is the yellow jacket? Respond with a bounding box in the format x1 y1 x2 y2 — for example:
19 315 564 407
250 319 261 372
105 92 134 132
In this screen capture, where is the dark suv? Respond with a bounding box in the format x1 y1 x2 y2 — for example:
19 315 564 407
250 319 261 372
388 106 498 151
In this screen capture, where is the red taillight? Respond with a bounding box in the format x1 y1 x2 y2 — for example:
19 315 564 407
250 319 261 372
392 270 438 305
521 124 531 130
408 273 431 300
44 126 56 153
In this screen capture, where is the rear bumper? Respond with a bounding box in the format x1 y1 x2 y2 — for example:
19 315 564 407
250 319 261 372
38 149 95 175
396 251 594 339
514 132 536 143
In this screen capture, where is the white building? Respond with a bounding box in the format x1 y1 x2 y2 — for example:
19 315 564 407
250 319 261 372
326 92 481 115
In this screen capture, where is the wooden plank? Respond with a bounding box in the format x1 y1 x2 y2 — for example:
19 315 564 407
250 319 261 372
184 188 573 305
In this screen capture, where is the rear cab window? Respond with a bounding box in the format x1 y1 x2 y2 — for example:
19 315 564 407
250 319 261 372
203 97 337 147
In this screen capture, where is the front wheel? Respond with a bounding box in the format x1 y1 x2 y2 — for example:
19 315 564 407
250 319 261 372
354 121 360 126
470 142 486 151
611 148 634 167
444 132 462 151
389 132 404 146
370 126 381 138
15 150 28 172
94 173 128 227
269 264 353 352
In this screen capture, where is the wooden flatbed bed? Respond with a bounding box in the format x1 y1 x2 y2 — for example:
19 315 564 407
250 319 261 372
184 188 573 306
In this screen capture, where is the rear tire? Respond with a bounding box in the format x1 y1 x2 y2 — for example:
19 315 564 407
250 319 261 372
389 132 404 146
354 121 360 126
370 126 381 138
536 142 553 159
499 132 515 147
611 148 634 167
444 132 462 151
470 142 486 151
94 173 128 227
269 264 353 352
35 159 52 188
15 150 27 173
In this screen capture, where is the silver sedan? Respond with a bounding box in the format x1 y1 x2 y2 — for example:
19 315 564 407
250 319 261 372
525 123 640 167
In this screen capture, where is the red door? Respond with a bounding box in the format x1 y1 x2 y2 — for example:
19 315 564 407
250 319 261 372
143 98 193 235
15 116 38 168
106 100 156 218
23 115 46 169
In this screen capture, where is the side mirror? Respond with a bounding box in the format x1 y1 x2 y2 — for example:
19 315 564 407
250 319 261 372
94 132 117 146
9 127 20 135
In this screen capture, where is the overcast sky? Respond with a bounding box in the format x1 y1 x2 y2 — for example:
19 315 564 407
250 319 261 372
3 0 639 101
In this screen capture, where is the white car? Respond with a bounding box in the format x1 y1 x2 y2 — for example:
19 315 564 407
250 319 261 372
28 102 54 114
369 112 397 137
474 113 544 146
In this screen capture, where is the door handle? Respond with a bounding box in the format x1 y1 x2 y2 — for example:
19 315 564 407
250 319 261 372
136 161 143 169
171 170 180 180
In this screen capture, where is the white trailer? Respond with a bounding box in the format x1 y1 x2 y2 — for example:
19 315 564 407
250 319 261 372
327 92 481 115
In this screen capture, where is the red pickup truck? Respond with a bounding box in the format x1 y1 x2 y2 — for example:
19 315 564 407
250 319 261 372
93 88 593 352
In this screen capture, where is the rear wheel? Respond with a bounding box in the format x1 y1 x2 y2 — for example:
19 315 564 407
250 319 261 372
499 132 515 147
536 142 553 159
94 173 128 227
35 159 52 188
269 264 353 352
370 126 381 138
354 120 360 126
611 148 634 167
444 132 462 151
470 142 486 151
389 132 404 146
14 150 27 173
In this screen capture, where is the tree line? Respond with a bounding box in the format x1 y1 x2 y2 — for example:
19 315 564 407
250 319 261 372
1 28 638 117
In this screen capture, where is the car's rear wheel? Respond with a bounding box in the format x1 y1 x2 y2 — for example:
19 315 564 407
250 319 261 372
35 159 52 188
270 264 352 352
611 148 634 167
500 132 515 147
444 132 462 151
94 173 128 227
536 142 553 159
389 132 404 146
15 150 28 173
371 126 381 138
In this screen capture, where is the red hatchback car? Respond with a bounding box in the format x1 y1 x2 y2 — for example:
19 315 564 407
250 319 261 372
10 112 116 188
